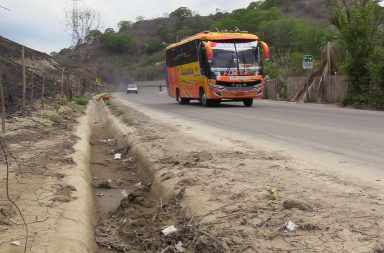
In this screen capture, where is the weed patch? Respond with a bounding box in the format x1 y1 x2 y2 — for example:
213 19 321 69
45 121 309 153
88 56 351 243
107 103 134 125
43 113 64 124
54 97 69 111
342 93 384 109
73 94 90 106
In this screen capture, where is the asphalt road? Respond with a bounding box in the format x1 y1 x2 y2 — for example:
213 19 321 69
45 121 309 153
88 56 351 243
121 87 384 173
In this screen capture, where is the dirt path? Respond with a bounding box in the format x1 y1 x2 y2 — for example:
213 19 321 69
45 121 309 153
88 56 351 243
102 97 384 252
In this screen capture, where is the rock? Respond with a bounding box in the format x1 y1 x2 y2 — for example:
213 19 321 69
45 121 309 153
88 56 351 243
283 199 312 211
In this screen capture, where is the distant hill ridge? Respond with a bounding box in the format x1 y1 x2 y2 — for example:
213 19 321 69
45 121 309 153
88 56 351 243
259 0 330 24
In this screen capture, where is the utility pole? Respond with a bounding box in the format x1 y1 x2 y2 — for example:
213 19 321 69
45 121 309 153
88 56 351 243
22 46 27 116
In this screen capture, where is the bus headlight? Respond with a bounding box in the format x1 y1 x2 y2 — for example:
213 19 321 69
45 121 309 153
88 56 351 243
253 83 264 89
209 83 225 90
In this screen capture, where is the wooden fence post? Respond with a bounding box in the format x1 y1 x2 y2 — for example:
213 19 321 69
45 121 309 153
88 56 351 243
22 46 27 116
30 69 34 108
41 74 45 110
61 67 65 96
0 66 5 133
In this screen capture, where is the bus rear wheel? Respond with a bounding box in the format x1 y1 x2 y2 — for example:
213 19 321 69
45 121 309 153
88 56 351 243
176 89 190 105
243 98 253 107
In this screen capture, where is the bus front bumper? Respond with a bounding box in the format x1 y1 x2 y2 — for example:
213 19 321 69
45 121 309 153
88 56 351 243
208 85 264 99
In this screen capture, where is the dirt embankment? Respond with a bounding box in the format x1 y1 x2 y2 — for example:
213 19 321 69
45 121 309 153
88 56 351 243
97 96 384 253
0 101 96 253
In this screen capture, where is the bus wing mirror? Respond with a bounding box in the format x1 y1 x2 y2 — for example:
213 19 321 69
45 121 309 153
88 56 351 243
204 42 213 62
260 41 270 60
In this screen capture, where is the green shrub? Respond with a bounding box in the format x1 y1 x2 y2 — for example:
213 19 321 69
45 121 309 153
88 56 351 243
73 94 90 106
101 34 133 54
341 94 384 109
43 114 64 124
54 97 69 111
121 114 133 125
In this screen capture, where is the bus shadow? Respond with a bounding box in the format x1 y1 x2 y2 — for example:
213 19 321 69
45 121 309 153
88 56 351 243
182 101 249 108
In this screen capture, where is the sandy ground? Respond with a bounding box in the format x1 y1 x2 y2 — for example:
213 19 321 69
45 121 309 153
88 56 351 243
105 96 384 252
0 102 93 253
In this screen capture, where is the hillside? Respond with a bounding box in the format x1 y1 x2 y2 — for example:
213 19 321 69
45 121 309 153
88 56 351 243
53 1 334 87
0 36 63 112
260 0 330 24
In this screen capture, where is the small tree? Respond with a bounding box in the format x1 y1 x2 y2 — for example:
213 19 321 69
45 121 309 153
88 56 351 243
85 29 102 44
118 20 132 32
330 0 384 94
65 1 101 95
170 7 193 19
247 1 263 9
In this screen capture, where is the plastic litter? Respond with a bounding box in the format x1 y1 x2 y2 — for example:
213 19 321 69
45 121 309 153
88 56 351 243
162 225 177 236
100 139 115 145
175 241 186 252
10 241 21 246
114 153 122 160
284 220 298 232
121 189 128 198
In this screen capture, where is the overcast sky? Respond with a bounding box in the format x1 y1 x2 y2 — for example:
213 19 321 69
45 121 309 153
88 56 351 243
0 0 252 54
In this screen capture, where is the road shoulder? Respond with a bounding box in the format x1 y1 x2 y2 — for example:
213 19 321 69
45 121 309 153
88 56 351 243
111 95 384 252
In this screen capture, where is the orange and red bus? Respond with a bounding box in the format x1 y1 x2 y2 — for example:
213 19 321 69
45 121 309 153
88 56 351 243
165 31 270 107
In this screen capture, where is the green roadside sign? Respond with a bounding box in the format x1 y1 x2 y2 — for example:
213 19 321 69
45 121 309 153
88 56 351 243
303 55 313 69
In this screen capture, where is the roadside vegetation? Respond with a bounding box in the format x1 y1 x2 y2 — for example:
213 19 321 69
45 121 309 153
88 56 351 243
107 102 134 125
42 95 89 127
331 0 384 109
53 0 383 108
73 94 90 106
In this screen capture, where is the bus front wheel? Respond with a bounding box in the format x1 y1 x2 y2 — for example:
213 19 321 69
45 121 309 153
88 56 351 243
200 89 211 107
243 98 253 107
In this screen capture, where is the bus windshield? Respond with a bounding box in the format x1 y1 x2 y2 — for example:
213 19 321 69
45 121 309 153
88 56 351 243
210 41 261 77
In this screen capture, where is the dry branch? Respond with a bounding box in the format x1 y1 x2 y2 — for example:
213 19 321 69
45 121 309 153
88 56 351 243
291 42 338 103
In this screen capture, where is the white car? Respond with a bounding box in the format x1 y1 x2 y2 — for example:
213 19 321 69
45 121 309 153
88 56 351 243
127 84 138 94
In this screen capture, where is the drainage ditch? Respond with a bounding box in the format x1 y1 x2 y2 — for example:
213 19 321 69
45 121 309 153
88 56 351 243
89 101 201 253
90 120 139 252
